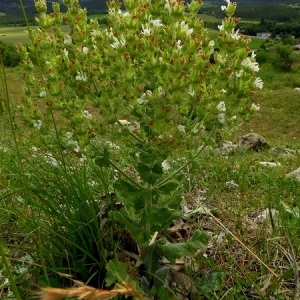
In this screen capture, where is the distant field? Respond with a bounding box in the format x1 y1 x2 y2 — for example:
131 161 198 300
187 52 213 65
199 13 259 25
0 25 71 44
0 26 32 44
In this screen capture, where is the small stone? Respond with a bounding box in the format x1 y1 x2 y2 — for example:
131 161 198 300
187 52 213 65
258 162 281 167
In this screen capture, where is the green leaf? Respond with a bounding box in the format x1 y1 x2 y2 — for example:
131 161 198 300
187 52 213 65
144 239 163 275
196 271 225 295
94 147 110 167
145 205 180 232
113 211 151 245
157 180 179 194
105 257 129 287
154 266 170 289
140 276 151 297
186 230 210 252
160 242 191 262
160 230 209 262
136 161 163 184
114 178 148 211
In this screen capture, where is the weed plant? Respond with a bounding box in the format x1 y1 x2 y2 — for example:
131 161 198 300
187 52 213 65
0 0 300 299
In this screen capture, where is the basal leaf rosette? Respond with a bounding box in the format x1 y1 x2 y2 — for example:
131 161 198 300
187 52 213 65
18 0 262 156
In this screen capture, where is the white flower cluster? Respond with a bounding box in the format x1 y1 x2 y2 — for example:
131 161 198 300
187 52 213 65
65 131 80 153
141 24 152 36
250 103 260 111
175 21 193 36
110 35 126 49
241 57 260 72
75 71 87 81
177 125 186 134
217 101 226 112
137 90 153 104
149 17 163 28
217 101 226 124
33 119 42 130
254 77 263 89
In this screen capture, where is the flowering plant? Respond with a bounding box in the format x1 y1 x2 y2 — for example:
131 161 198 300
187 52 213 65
17 0 262 294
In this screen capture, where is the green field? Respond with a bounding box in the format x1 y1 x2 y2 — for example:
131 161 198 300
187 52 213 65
0 26 32 44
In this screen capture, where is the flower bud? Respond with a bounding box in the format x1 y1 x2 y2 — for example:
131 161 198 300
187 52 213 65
188 0 203 16
34 0 47 14
35 14 55 29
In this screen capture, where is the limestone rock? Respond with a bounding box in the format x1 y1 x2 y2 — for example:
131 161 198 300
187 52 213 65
238 133 269 151
287 167 300 182
270 147 297 157
216 141 239 154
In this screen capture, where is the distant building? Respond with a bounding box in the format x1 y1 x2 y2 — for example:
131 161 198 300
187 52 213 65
256 32 272 38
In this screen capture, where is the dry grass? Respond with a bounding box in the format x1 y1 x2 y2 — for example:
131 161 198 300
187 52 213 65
39 283 143 300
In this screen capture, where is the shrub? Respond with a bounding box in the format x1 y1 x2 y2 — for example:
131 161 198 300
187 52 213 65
0 41 21 67
272 43 295 71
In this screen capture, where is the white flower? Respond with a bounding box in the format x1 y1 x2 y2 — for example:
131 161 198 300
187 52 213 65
110 36 126 48
66 131 73 139
161 160 171 171
241 57 259 72
236 70 244 78
221 0 231 10
188 86 195 97
45 153 59 166
80 154 87 162
105 141 120 150
137 94 146 104
39 90 46 97
90 29 102 37
158 87 166 98
150 18 163 27
220 89 227 94
75 71 87 81
82 46 89 54
33 120 42 130
218 21 225 31
141 24 152 36
63 35 72 45
175 21 193 36
63 48 69 58
82 110 92 118
31 146 38 152
230 28 240 40
254 77 263 89
128 121 140 132
177 125 186 134
176 39 182 50
231 115 237 121
218 113 226 124
145 90 152 97
217 101 226 112
216 53 226 64
250 103 260 111
68 140 80 152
